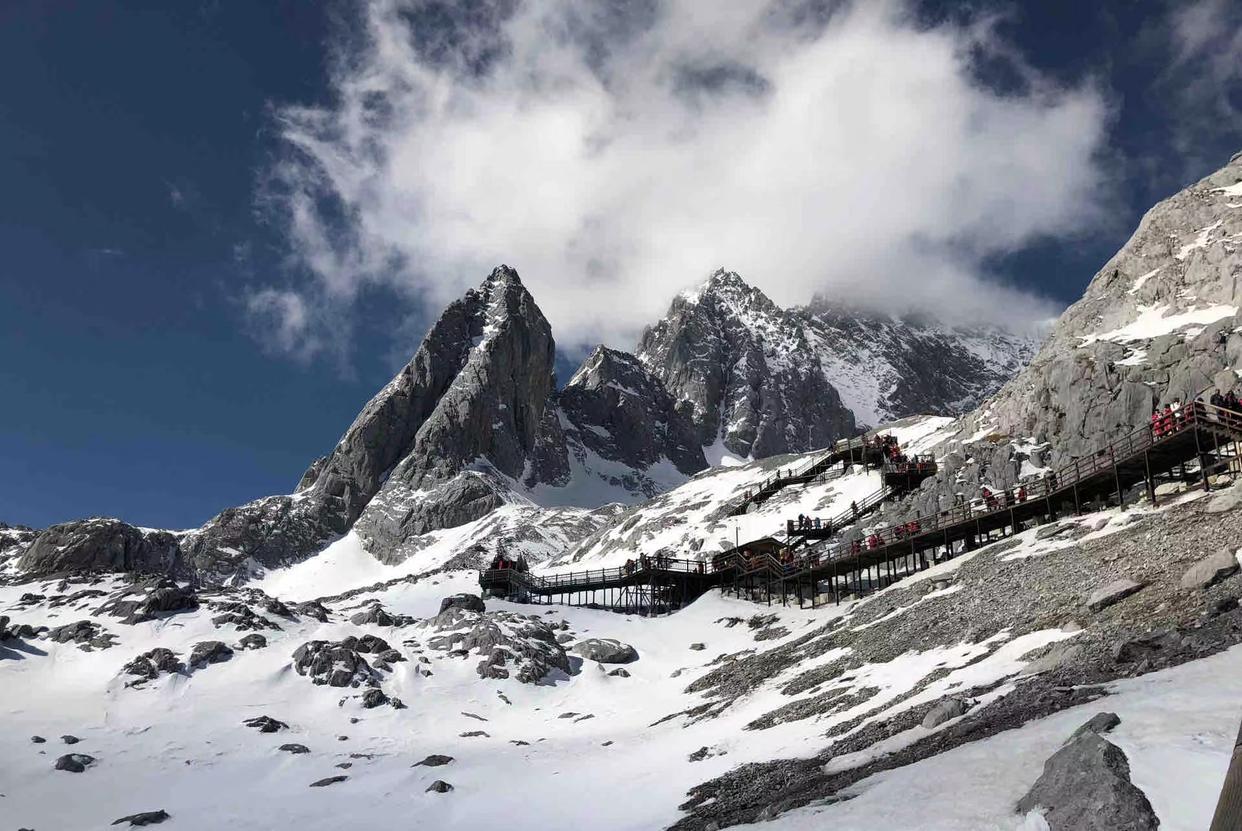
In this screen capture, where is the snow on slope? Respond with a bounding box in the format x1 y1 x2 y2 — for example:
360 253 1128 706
760 644 1242 831
257 502 623 602
549 416 958 572
3 489 1234 830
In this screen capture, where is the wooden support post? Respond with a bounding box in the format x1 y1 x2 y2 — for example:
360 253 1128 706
1111 447 1123 507
1144 450 1157 507
1211 715 1242 831
1195 425 1212 493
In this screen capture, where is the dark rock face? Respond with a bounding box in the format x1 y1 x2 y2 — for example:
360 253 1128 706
426 780 453 793
795 299 1039 428
527 347 708 495
1016 721 1158 830
349 602 414 628
54 753 96 773
18 519 182 577
637 270 856 458
48 620 116 650
279 743 310 754
180 265 555 581
238 633 268 650
352 266 557 555
110 810 170 826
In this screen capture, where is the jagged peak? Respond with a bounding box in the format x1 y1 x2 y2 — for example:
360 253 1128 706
564 345 647 390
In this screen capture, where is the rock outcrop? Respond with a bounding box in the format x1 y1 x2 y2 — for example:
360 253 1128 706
18 519 183 577
526 346 708 498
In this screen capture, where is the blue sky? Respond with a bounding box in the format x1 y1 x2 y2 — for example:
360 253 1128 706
2 0 1241 530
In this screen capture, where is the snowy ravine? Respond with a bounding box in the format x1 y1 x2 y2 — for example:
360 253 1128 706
2 480 1240 830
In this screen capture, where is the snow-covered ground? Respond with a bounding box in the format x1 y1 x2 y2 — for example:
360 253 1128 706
3 486 1237 830
550 415 958 573
759 645 1241 831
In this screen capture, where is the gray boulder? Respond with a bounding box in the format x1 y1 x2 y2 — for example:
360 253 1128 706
309 775 348 788
54 753 96 773
123 648 184 681
243 715 288 733
438 594 486 615
922 698 969 729
1016 725 1158 830
1179 549 1240 590
238 633 267 650
278 743 310 754
1086 579 1146 612
572 638 639 664
1070 712 1121 741
188 641 233 669
426 779 454 793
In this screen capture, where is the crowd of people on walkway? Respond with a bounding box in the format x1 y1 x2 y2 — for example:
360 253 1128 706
1209 389 1241 414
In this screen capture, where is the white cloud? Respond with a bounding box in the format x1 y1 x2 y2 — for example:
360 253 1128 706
258 0 1111 360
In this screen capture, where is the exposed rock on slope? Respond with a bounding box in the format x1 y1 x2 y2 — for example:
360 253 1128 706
18 519 183 577
525 346 707 502
637 270 856 458
797 300 1040 428
962 150 1242 461
185 265 555 582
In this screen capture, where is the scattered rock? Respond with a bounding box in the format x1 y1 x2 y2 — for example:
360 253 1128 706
62 734 81 744
1070 712 1121 741
361 688 390 709
54 753 96 772
414 754 454 767
31 735 46 744
349 602 414 628
689 643 706 651
110 810 170 826
48 620 116 649
1112 631 1180 663
106 581 199 625
1085 579 1145 612
123 648 184 681
294 601 330 622
242 715 289 733
608 667 631 678
1179 549 1240 591
426 780 454 793
238 633 268 650
571 638 638 664
922 698 969 729
459 730 489 738
292 639 382 688
279 744 310 754
309 775 348 788
187 640 233 669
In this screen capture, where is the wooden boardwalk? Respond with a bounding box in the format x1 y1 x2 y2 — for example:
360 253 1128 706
480 402 1242 613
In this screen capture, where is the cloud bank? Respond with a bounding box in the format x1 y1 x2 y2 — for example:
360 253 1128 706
255 0 1112 360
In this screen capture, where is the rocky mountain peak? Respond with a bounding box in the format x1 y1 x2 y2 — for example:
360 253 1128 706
638 270 856 459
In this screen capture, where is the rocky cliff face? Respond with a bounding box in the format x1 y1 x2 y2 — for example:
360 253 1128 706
637 270 857 459
796 300 1041 428
871 150 1242 532
960 151 1242 461
522 347 708 504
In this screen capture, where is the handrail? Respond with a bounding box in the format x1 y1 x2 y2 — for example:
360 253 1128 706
810 401 1242 566
482 555 712 594
787 485 893 537
725 433 878 515
782 401 1242 571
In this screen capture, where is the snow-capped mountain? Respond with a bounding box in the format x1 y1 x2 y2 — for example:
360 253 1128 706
636 270 857 461
636 270 1040 459
796 299 1041 428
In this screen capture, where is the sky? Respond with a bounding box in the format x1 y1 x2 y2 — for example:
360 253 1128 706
2 0 1241 530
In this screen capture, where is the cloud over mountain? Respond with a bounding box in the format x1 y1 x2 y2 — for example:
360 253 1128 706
256 0 1111 360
